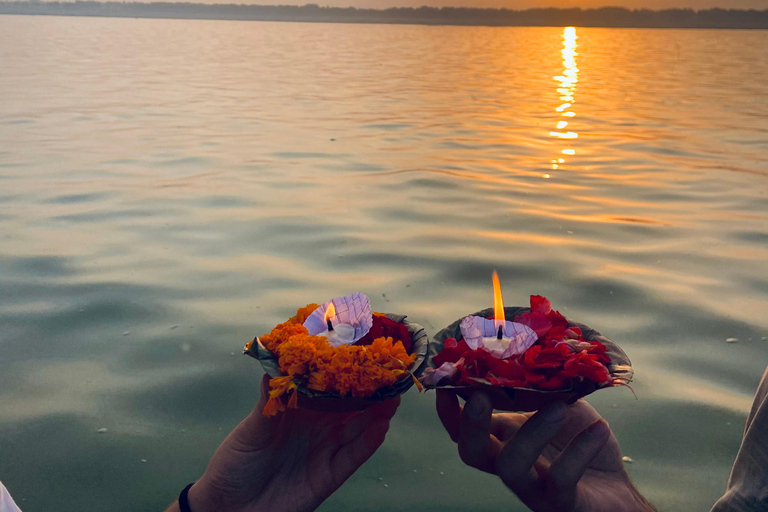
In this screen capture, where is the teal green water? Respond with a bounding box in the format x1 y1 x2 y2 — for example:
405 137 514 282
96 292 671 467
1 15 767 511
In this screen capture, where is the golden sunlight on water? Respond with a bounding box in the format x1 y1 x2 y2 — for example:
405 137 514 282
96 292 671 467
550 26 579 173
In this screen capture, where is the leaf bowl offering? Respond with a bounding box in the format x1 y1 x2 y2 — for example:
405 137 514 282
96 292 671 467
244 293 429 415
422 295 633 412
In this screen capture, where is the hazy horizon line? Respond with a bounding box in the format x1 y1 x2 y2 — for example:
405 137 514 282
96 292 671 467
2 1 767 28
5 1 768 12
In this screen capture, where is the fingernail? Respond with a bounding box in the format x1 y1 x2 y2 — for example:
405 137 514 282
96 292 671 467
587 420 610 438
465 395 488 418
543 402 566 423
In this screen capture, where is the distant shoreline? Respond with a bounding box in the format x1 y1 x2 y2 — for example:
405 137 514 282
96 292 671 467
2 2 768 29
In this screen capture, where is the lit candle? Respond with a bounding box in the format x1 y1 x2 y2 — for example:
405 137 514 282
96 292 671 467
303 293 372 348
316 302 356 347
460 271 537 359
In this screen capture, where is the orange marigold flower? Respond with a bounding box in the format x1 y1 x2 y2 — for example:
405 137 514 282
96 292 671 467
260 322 309 353
352 362 398 398
369 337 417 368
264 375 298 417
307 369 334 393
259 305 418 415
263 396 284 417
287 388 299 409
277 334 332 377
268 376 296 397
307 337 415 398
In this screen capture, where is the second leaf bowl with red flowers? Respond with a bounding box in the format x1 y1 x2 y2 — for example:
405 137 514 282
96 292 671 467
421 295 634 412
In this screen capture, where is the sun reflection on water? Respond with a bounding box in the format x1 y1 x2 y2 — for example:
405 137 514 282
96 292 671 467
549 27 579 172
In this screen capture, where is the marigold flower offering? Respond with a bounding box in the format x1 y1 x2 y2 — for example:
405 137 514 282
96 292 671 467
245 293 428 415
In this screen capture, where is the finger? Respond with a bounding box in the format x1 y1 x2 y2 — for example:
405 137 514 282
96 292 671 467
490 412 526 442
546 402 625 473
313 398 399 483
548 420 610 496
329 417 391 488
546 400 604 451
458 392 500 473
496 402 567 493
436 389 461 442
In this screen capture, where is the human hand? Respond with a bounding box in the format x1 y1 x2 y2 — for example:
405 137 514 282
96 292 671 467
435 390 655 512
178 375 400 512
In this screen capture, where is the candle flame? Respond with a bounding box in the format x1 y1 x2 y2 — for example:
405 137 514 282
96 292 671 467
324 302 336 323
492 270 505 332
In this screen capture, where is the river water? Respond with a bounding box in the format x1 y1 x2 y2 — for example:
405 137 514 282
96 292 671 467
1 15 767 512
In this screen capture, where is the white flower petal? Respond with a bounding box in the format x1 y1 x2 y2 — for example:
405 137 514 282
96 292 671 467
303 293 373 344
460 315 538 359
421 361 459 386
460 316 484 349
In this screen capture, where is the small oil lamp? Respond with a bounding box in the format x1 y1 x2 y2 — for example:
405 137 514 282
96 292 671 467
459 271 537 359
302 293 373 348
316 302 355 347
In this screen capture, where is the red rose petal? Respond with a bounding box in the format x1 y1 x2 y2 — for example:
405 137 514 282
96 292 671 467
433 338 472 366
515 312 552 337
355 315 414 353
530 295 552 315
433 295 615 393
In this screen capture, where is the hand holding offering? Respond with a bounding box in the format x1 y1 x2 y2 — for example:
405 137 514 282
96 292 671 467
422 272 633 411
165 284 646 512
245 293 428 414
177 375 401 512
435 390 655 512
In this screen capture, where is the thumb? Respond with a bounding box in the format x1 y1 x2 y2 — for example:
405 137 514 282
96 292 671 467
231 374 282 450
458 392 500 473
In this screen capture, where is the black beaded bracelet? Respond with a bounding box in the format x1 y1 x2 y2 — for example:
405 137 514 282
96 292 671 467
179 483 195 512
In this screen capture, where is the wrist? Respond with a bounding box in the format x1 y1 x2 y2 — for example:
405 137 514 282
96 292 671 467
186 479 219 512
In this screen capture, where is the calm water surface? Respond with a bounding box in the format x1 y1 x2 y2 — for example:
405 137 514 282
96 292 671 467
1 15 768 512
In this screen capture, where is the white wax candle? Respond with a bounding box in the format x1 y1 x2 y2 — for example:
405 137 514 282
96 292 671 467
480 336 514 355
460 315 537 359
318 323 356 347
303 293 373 344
